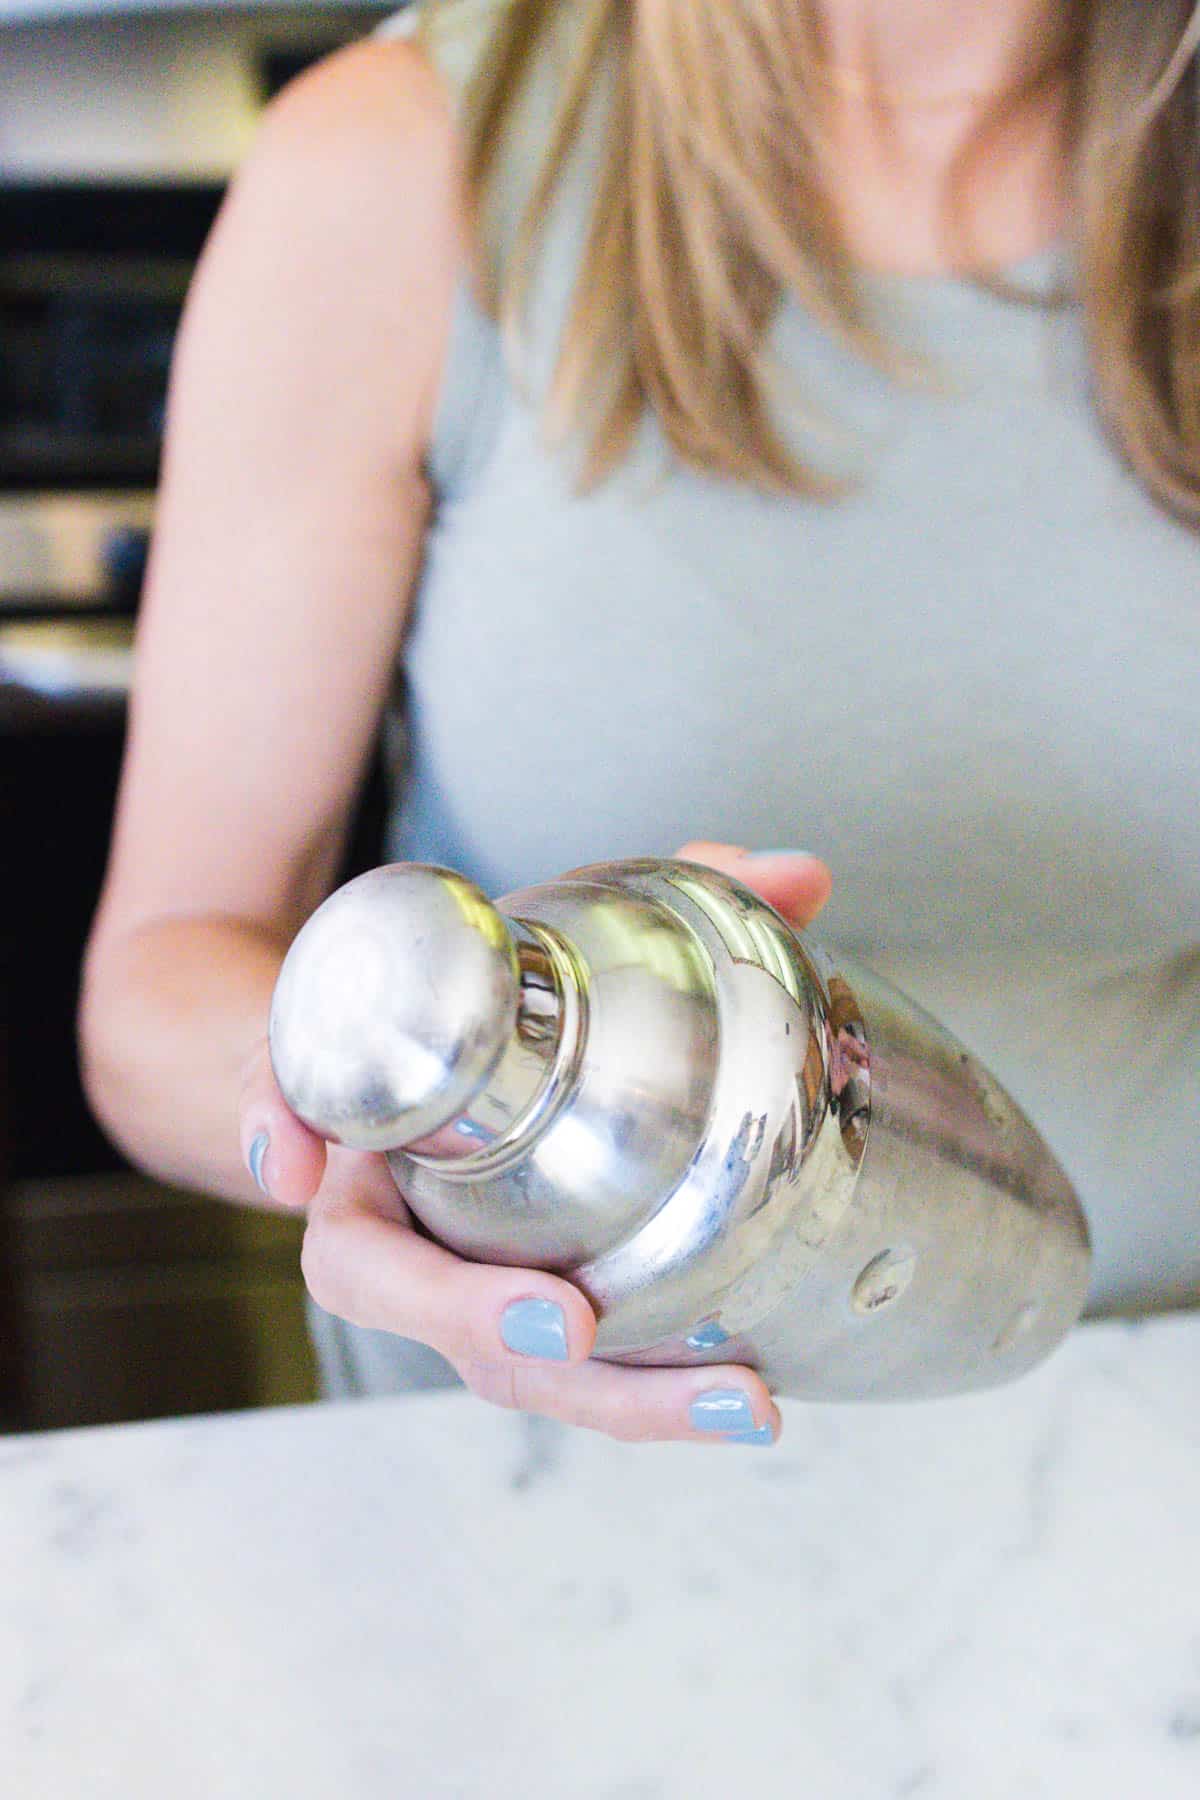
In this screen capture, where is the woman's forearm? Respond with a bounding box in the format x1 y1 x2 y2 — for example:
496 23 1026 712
79 916 289 1206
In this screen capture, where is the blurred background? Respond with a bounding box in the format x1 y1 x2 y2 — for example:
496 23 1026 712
0 0 399 1432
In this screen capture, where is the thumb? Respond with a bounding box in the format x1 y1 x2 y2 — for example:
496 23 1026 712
674 840 833 928
239 1034 329 1210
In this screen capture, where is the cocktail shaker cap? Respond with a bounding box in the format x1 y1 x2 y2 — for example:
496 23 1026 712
269 864 521 1151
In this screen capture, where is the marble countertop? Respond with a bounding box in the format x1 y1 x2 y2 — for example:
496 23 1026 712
2 1313 1198 1799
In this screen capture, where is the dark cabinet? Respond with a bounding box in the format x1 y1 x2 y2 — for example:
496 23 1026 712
0 697 384 1432
7 1172 314 1430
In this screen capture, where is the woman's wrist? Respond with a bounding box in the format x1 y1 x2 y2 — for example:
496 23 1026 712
80 913 291 1206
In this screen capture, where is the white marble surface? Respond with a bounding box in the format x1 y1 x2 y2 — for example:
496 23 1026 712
2 1315 1198 1799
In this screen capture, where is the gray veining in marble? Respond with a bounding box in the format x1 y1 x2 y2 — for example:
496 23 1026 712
1 1315 1198 1798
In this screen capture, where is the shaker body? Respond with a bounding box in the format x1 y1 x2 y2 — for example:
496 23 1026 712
631 951 1093 1400
390 861 1091 1400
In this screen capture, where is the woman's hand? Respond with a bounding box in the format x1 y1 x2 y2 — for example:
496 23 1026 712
240 842 833 1445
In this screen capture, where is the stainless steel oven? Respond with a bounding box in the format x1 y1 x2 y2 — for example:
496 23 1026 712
1 177 223 1174
0 178 313 1431
0 13 391 1428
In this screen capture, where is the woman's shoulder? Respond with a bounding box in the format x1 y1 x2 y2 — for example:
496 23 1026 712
179 31 469 476
211 26 467 331
229 9 553 300
374 0 512 98
250 28 458 190
373 2 590 159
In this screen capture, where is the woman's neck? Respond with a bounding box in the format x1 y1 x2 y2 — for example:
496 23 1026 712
816 0 1056 108
811 0 1071 276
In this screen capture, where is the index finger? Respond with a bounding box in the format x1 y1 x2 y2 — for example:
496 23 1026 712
674 840 833 926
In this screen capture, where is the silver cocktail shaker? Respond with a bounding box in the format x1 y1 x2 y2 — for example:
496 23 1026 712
269 858 1091 1399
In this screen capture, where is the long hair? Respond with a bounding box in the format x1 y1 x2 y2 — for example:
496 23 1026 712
427 0 1200 522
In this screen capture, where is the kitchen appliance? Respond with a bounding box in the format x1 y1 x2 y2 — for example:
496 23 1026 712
0 175 390 1428
269 860 1093 1400
0 4 394 1427
1 177 225 1167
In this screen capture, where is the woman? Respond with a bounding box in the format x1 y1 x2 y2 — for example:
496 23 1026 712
79 0 1200 1445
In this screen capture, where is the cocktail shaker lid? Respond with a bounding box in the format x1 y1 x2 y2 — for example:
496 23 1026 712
269 864 521 1151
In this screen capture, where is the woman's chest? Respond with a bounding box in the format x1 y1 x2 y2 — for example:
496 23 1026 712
408 385 1200 956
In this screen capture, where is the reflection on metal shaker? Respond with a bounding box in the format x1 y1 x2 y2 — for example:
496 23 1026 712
269 858 1092 1400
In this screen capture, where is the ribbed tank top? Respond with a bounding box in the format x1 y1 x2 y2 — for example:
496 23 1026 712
374 2 1199 1315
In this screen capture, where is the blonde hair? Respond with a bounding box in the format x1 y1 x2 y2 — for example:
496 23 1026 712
432 0 1200 522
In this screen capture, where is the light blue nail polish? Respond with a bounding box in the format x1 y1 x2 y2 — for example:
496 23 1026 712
248 1131 270 1197
723 1425 776 1447
685 1320 730 1351
741 848 814 861
690 1388 755 1433
501 1298 569 1361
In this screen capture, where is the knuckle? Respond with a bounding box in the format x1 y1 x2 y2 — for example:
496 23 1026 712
238 1036 273 1107
463 1359 521 1412
586 1404 651 1447
504 1361 552 1416
602 1410 654 1445
426 1272 480 1368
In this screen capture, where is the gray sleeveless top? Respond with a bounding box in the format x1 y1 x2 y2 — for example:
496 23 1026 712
370 1 1199 1320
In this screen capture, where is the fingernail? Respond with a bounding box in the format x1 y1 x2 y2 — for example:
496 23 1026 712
247 1131 271 1197
685 1320 730 1351
690 1388 755 1433
740 848 817 862
501 1298 569 1361
722 1424 776 1447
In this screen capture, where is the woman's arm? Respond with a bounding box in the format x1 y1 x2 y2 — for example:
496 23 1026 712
79 38 461 1208
79 36 835 1443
